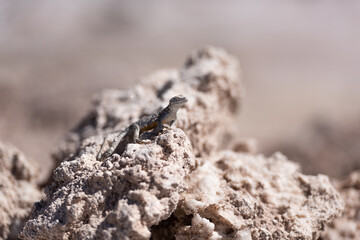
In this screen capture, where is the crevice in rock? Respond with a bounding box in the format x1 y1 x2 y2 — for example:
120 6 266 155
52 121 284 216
150 209 192 240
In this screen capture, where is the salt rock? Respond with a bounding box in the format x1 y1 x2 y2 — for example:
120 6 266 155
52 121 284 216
20 129 195 239
165 152 344 240
20 46 343 240
321 171 360 240
0 141 42 239
52 46 242 168
22 45 242 240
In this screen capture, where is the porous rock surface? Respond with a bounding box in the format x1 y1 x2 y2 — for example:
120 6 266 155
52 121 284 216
21 129 194 239
20 46 343 239
154 152 343 240
0 141 42 240
21 46 241 239
321 171 360 240
52 45 242 168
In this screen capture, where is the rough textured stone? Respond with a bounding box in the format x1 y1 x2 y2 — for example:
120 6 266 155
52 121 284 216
20 129 194 240
52 45 242 168
21 46 241 240
20 46 343 240
155 151 343 240
321 171 360 240
0 141 42 240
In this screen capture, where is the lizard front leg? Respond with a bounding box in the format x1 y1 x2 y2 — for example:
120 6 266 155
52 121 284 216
160 120 175 130
153 119 165 134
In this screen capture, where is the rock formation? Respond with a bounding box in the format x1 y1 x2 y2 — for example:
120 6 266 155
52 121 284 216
172 152 342 239
0 141 42 240
321 171 360 240
19 46 343 240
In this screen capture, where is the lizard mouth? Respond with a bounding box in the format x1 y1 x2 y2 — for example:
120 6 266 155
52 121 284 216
180 98 188 104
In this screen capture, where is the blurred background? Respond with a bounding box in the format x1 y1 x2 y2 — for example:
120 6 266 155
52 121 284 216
1 0 360 181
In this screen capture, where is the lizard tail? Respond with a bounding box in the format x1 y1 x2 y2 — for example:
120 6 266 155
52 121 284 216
97 130 127 160
96 136 107 160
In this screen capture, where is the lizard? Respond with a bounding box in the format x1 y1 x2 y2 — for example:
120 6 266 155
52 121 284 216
97 95 188 160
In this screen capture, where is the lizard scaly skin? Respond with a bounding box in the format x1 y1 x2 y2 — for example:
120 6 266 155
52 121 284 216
97 95 188 160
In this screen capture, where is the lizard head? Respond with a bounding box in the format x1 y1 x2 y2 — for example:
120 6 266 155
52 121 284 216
169 95 188 107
